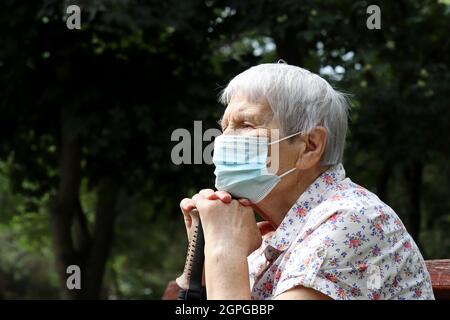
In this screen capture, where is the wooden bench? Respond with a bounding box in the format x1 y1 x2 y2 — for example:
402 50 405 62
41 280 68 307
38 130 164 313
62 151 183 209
162 259 450 300
425 259 450 300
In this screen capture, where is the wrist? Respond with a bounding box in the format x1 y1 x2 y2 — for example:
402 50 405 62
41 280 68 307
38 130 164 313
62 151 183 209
205 242 249 261
204 245 251 300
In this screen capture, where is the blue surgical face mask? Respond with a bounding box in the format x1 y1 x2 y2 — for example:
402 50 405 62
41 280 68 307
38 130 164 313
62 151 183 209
212 131 302 203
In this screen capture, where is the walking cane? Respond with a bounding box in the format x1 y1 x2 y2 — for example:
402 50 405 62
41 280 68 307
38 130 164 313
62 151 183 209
177 208 207 300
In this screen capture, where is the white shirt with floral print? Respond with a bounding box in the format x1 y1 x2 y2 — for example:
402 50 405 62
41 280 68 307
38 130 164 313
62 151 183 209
248 163 434 300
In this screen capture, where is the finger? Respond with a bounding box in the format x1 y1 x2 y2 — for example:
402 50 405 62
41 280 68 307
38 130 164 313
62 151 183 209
179 198 195 235
214 190 232 203
199 189 216 198
191 193 205 204
180 198 196 213
238 198 252 206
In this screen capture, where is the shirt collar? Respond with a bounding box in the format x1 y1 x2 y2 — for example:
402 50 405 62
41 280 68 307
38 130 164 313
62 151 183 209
264 163 346 252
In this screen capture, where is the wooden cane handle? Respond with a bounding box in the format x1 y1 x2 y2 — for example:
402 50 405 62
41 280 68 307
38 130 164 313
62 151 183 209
176 208 200 289
182 208 201 282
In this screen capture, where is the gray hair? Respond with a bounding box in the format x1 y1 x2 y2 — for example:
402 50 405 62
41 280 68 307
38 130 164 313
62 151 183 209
218 63 350 165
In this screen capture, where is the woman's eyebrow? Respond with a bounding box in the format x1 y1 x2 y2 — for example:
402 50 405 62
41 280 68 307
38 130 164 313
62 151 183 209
238 110 264 124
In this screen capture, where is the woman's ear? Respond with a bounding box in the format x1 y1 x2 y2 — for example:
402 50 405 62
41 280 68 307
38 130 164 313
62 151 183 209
296 126 327 170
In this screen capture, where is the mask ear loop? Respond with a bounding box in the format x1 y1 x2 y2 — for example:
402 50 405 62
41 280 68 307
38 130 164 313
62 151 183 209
279 167 297 178
268 131 304 145
267 131 304 177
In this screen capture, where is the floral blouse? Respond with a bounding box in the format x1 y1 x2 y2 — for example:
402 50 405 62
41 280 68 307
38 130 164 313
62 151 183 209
248 163 434 300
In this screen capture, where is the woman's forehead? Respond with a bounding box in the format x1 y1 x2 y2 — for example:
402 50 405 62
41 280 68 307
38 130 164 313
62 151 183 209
224 95 273 120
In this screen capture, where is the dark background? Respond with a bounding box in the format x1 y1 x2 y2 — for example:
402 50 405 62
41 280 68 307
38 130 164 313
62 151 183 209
0 0 449 299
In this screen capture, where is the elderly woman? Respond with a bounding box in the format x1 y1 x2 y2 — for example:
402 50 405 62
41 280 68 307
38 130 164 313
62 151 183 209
178 63 434 300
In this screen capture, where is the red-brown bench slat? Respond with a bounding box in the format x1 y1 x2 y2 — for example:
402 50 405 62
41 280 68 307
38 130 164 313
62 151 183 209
425 259 450 300
162 281 181 300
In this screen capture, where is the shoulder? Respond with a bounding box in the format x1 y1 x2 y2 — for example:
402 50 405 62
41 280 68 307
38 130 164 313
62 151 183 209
314 178 403 231
294 179 409 259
